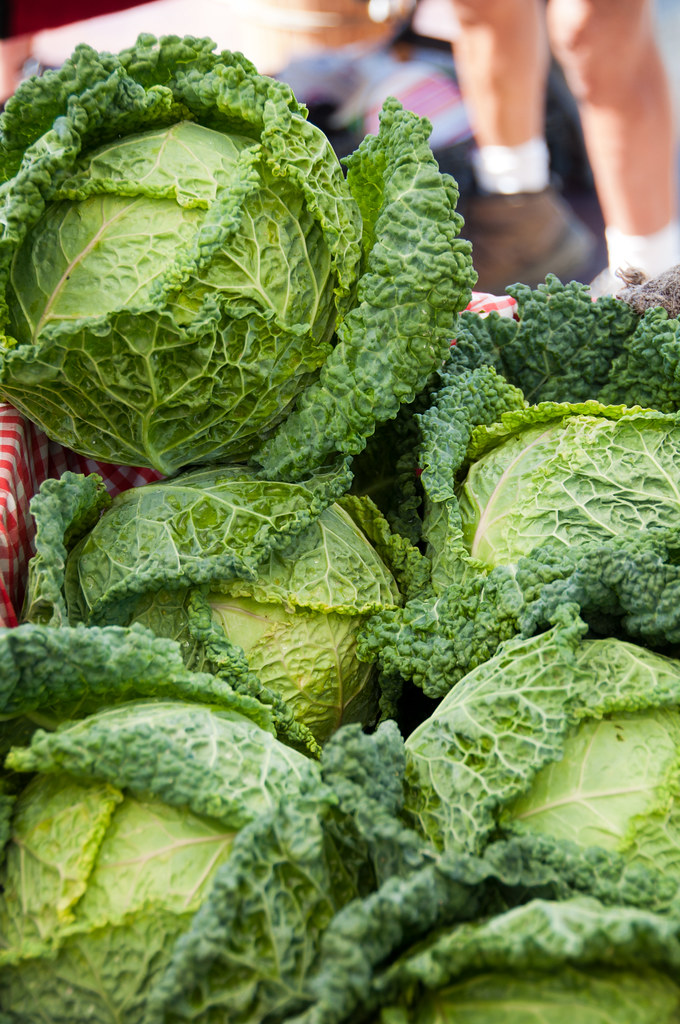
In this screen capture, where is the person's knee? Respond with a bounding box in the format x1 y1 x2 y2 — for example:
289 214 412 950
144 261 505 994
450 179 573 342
547 0 651 103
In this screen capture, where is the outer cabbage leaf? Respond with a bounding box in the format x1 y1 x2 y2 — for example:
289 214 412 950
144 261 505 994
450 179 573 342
5 699 309 826
255 97 476 481
348 390 431 548
416 363 526 590
359 522 680 702
144 721 422 1024
21 471 111 626
208 499 400 616
521 523 680 645
59 462 355 625
599 305 680 411
449 272 680 424
0 620 276 762
366 899 680 1024
0 786 15 871
448 276 638 404
286 829 680 1024
147 785 360 1024
336 493 432 603
403 969 679 1024
357 565 527 701
450 275 680 418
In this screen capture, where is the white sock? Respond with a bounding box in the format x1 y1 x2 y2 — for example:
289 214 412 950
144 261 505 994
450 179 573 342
472 138 550 195
605 221 680 279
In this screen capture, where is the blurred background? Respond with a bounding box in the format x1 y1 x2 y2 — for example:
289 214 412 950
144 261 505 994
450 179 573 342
2 0 679 292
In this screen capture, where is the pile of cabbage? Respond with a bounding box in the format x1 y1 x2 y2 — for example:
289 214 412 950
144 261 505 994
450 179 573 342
5 33 680 1024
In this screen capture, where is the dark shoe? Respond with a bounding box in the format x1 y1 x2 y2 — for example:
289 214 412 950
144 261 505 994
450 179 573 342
461 186 597 293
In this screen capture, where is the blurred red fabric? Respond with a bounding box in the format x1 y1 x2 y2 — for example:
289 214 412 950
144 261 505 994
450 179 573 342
9 1 154 36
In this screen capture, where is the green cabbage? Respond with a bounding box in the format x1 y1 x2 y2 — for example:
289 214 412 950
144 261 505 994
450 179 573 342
403 628 680 863
455 405 680 571
0 35 475 477
416 381 680 584
0 698 314 1021
26 466 401 747
5 116 345 473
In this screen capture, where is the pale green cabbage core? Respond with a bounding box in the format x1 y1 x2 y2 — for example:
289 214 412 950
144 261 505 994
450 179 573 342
457 415 680 569
0 772 236 938
210 595 376 745
205 503 400 744
407 966 680 1023
508 708 680 871
0 772 236 1019
8 121 334 342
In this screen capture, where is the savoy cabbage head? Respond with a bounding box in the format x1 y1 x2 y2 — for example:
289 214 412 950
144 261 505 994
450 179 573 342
0 637 413 1024
403 626 680 868
0 35 475 477
24 465 402 748
357 364 680 699
0 697 324 1021
417 367 680 585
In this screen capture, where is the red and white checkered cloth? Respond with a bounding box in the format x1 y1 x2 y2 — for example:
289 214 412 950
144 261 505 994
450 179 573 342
0 291 517 628
464 291 517 318
0 408 162 627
